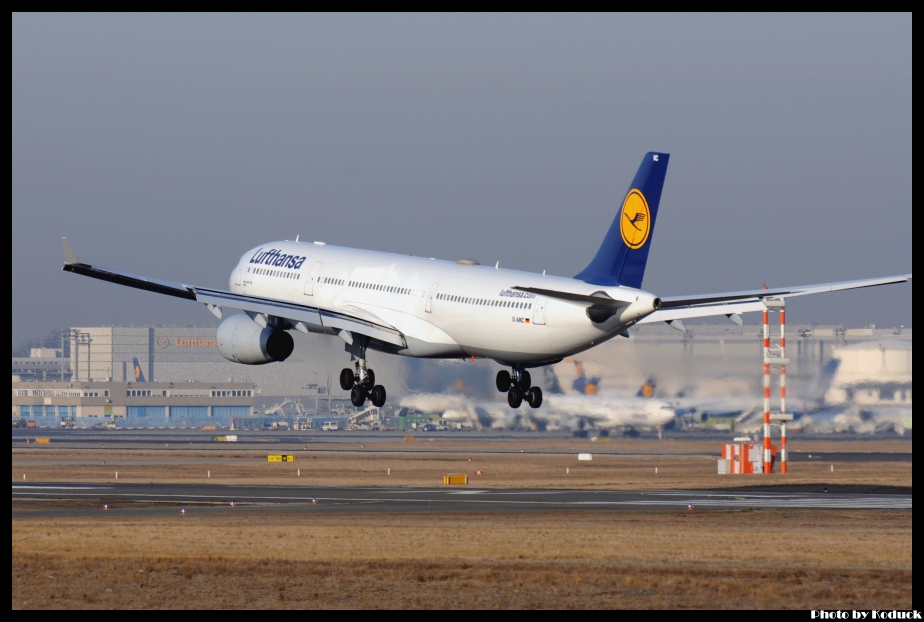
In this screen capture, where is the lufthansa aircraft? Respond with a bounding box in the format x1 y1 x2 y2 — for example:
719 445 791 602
61 153 911 410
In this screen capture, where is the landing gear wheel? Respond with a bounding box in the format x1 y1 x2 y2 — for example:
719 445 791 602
517 370 532 391
496 370 511 392
340 368 355 391
526 387 543 409
371 385 387 408
361 368 376 391
507 387 523 408
350 385 367 407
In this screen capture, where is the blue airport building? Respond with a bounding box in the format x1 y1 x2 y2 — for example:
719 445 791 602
12 380 253 429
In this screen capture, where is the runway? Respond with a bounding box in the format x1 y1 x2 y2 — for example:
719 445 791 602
10 429 912 462
11 482 912 517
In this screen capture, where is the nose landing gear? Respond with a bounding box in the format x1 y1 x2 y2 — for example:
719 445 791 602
497 368 542 409
340 358 386 408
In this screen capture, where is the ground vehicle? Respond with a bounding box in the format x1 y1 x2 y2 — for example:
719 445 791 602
322 421 340 431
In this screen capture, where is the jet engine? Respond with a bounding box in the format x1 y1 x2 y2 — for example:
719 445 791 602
216 314 294 365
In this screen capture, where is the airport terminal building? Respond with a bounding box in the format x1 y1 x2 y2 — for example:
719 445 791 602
66 325 330 397
11 322 911 430
12 380 254 428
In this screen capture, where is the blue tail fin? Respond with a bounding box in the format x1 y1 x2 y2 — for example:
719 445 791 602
574 152 669 288
132 358 146 382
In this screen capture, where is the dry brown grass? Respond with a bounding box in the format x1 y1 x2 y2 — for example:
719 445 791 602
10 437 913 489
12 510 912 609
11 438 912 608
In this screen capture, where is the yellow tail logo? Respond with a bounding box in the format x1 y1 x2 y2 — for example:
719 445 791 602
619 189 651 250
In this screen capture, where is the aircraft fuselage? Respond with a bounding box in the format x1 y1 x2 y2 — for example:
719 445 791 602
230 241 660 366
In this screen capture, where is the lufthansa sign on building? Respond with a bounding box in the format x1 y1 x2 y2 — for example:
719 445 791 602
174 338 217 347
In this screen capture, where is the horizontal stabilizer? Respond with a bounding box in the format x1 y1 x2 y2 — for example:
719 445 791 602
512 286 630 307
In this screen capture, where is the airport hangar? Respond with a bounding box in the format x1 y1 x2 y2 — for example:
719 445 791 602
10 325 278 429
12 380 254 429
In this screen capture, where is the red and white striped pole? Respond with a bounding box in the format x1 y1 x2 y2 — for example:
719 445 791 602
780 308 787 474
763 308 772 474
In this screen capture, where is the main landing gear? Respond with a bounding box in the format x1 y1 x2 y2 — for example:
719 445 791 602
340 359 386 408
496 368 542 409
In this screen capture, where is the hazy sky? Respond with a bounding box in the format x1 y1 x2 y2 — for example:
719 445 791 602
12 13 912 345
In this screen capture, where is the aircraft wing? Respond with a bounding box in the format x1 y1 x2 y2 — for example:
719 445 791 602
644 274 912 327
637 300 766 325
60 238 406 348
659 275 912 308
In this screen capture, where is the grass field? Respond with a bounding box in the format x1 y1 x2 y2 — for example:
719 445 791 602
12 510 912 609
11 437 912 609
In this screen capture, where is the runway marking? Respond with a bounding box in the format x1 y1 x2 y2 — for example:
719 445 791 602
11 488 911 510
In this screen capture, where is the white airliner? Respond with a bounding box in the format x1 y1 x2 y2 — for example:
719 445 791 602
62 152 911 410
398 391 677 432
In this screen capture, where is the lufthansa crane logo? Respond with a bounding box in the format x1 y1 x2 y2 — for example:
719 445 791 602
619 189 651 250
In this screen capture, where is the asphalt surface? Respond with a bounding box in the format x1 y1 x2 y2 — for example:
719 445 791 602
10 429 912 461
11 482 912 518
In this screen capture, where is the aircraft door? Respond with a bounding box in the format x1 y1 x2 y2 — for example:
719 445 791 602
425 283 439 313
532 296 547 325
233 267 242 287
303 262 324 296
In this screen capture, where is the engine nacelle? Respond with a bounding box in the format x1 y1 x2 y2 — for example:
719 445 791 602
216 314 294 365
